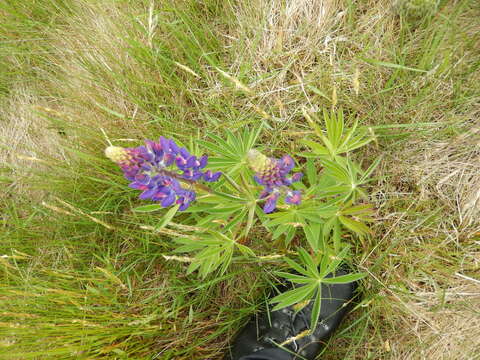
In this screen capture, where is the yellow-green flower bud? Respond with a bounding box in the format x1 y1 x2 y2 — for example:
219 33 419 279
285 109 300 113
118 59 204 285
105 146 129 163
247 149 275 174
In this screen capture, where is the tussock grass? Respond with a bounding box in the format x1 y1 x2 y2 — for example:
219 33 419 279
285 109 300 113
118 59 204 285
1 0 479 358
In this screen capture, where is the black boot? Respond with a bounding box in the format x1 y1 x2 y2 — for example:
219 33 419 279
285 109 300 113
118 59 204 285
225 270 358 360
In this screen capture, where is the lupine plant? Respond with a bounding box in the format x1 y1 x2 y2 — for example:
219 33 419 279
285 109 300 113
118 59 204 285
106 109 378 330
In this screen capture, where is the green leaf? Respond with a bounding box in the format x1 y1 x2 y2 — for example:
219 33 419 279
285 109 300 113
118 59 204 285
338 215 371 236
284 257 311 277
361 156 382 182
302 139 329 156
310 286 322 332
196 139 234 158
323 245 350 276
155 204 180 230
340 203 374 217
267 213 295 227
304 223 322 252
236 243 255 257
322 272 366 284
205 205 244 214
321 159 351 184
247 125 263 150
243 204 256 238
132 204 164 213
359 57 428 73
307 85 331 101
271 224 289 240
297 248 319 277
324 108 344 149
306 159 318 186
275 272 312 284
271 283 316 311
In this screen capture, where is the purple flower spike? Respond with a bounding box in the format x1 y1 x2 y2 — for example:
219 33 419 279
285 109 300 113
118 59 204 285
247 149 303 213
105 137 221 211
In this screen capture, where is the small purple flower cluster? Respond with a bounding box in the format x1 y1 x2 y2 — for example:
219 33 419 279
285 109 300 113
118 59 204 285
105 137 221 211
247 150 303 213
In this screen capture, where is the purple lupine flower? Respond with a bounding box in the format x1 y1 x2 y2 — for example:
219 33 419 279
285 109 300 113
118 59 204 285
105 137 221 211
247 149 303 213
176 189 196 211
263 190 281 214
203 170 222 182
285 190 302 205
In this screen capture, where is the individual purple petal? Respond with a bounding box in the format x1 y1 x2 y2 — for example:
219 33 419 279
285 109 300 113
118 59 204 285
129 182 149 191
186 156 197 168
203 170 221 182
280 155 295 171
191 171 203 181
134 173 150 185
140 163 152 172
169 139 180 154
263 192 280 214
182 169 194 180
136 146 153 162
176 190 196 211
160 136 170 153
253 175 265 185
259 188 272 199
291 172 303 182
182 169 202 181
163 153 175 166
139 187 158 200
198 155 208 169
285 190 302 205
165 177 181 191
175 155 188 169
161 191 176 207
179 147 191 159
145 139 163 157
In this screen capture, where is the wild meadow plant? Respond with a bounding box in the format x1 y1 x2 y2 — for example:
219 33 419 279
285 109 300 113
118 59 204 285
106 109 378 329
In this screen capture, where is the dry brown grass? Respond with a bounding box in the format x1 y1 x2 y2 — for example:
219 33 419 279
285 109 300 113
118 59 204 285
0 86 63 199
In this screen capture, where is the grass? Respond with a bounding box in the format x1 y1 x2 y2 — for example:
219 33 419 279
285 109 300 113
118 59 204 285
1 0 479 359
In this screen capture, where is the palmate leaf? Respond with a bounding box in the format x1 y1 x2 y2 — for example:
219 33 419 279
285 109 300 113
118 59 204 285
272 246 365 330
173 230 255 278
303 108 372 159
198 126 263 176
